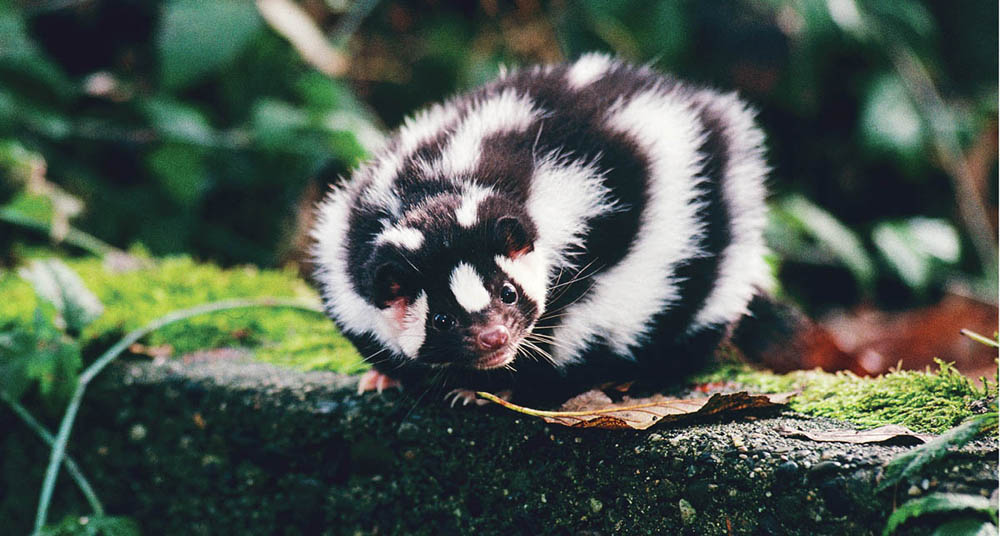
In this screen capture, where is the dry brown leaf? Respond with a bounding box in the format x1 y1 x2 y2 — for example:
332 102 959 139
777 424 935 444
477 390 796 430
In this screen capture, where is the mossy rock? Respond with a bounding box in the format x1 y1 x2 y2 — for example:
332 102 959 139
0 254 365 374
695 361 992 434
4 359 995 535
1 253 992 433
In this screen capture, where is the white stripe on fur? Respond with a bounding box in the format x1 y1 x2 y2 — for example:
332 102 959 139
437 89 539 176
450 262 491 313
397 291 428 357
550 87 707 364
362 102 462 212
374 225 424 250
566 53 613 89
311 187 408 356
496 154 620 318
689 91 772 331
455 185 494 228
495 251 548 314
526 154 619 269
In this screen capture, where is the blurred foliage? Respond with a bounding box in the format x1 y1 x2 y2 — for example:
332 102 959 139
0 0 996 312
0 0 377 266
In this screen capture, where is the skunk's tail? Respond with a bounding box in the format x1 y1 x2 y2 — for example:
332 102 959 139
730 294 865 375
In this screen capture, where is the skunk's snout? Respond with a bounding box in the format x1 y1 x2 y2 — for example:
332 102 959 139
476 325 509 351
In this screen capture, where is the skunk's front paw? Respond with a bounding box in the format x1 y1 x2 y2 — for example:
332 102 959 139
357 369 402 394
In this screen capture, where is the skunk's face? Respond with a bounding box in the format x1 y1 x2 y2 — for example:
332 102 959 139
364 194 547 370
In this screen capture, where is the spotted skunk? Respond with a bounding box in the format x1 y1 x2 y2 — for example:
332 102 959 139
312 54 777 405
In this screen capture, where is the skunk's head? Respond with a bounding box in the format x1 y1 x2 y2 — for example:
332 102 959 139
362 190 547 370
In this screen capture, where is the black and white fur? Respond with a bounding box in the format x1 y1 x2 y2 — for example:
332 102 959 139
312 54 772 405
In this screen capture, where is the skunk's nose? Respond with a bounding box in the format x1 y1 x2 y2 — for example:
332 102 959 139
476 325 509 351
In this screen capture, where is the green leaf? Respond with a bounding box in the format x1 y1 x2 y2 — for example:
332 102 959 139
932 517 998 536
872 222 932 290
146 144 209 206
320 110 381 158
883 493 997 536
0 326 31 399
18 259 104 335
873 218 961 291
141 98 215 146
157 0 263 90
878 415 990 493
24 332 81 399
251 98 310 150
860 75 925 165
0 8 74 98
296 73 357 111
867 0 937 43
777 195 876 291
906 218 961 263
0 309 81 403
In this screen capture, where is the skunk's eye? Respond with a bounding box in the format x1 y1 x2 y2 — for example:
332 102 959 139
433 313 456 331
500 282 518 304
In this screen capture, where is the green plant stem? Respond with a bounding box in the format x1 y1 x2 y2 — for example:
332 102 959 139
0 390 104 516
960 329 1000 349
33 297 324 533
0 207 117 257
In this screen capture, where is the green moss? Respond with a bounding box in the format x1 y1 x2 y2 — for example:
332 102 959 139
3 253 988 430
694 360 989 433
1 255 366 374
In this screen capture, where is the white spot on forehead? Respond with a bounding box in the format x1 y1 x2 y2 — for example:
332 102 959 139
397 291 429 358
567 53 614 89
454 185 493 228
375 225 424 250
449 262 491 313
438 89 540 176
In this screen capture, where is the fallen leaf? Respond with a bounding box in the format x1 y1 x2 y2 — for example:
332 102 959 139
777 424 935 445
477 390 796 430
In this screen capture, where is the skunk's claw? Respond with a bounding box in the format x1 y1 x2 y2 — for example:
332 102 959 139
357 370 402 394
444 389 512 407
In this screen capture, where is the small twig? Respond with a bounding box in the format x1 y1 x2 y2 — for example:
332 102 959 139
960 329 1000 349
33 298 325 532
0 390 104 516
256 0 348 77
1 207 118 258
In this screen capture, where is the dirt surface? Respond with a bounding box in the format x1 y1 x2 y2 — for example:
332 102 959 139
2 358 996 535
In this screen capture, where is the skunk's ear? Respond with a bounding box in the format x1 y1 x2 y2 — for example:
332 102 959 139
495 216 534 259
372 261 414 308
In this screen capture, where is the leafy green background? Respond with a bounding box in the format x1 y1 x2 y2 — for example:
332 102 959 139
1 0 995 313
